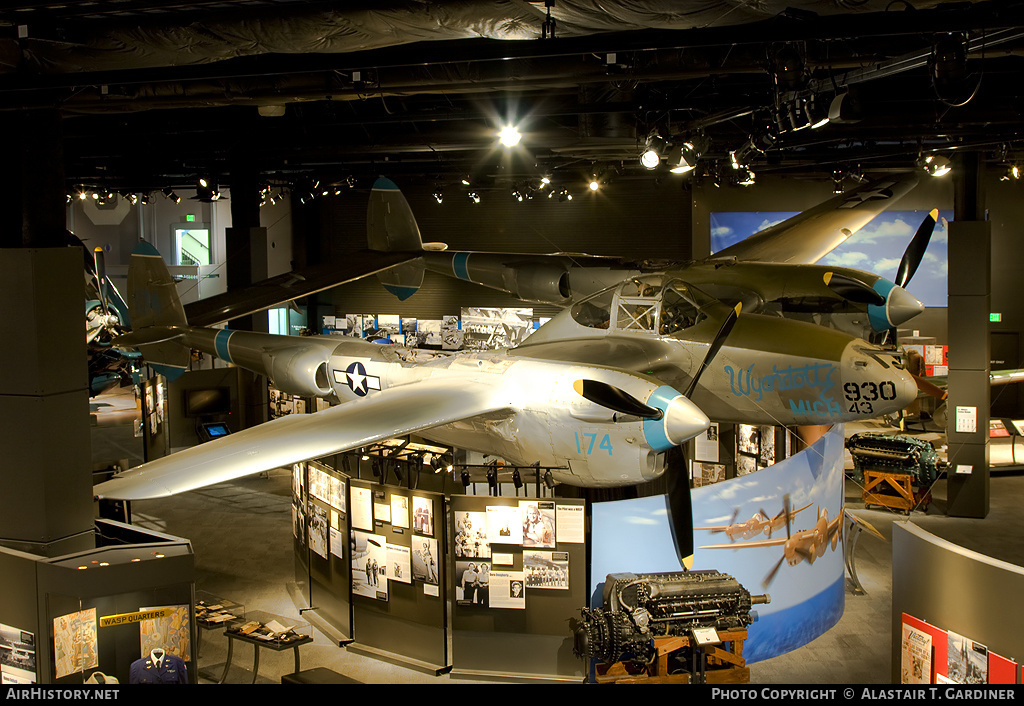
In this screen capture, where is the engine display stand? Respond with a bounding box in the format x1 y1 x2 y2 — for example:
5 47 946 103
593 629 749 684
862 470 931 514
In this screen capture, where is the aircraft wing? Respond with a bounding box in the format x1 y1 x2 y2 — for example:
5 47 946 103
700 537 788 550
182 250 417 327
94 377 511 500
712 173 919 264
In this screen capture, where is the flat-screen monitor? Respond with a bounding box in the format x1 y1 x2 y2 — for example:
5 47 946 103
200 422 231 441
184 387 231 417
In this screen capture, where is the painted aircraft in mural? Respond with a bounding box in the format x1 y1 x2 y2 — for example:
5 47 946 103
368 174 936 347
694 501 813 542
700 496 843 587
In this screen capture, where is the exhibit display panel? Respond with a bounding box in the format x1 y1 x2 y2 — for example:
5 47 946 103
347 481 449 673
449 495 587 681
892 522 1024 683
301 461 352 642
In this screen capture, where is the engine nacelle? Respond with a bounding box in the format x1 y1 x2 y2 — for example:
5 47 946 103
262 346 333 398
502 263 572 304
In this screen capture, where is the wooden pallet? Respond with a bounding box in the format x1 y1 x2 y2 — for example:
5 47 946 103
594 629 749 684
862 470 930 513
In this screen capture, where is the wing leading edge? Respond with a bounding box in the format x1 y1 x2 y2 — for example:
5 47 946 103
94 378 510 500
712 173 919 264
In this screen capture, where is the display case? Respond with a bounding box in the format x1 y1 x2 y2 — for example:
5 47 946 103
225 610 309 646
194 591 244 629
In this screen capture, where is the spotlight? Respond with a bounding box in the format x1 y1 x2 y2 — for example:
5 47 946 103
639 133 669 170
499 125 522 148
486 465 498 491
467 191 481 204
512 468 523 489
461 469 471 488
511 188 524 202
543 470 556 489
1000 165 1020 181
807 95 830 129
162 188 180 204
588 179 599 191
918 154 952 177
669 137 706 174
433 190 444 204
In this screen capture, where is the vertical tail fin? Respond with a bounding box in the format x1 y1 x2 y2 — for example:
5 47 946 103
367 177 427 301
126 241 190 378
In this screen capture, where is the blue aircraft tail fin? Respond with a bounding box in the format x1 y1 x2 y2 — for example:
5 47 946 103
367 177 429 300
125 241 190 378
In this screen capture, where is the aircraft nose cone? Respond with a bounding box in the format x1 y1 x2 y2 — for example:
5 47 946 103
886 285 925 327
662 395 711 447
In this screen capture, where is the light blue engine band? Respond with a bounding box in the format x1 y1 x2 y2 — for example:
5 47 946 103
643 385 683 453
452 252 471 281
214 329 235 364
867 279 896 332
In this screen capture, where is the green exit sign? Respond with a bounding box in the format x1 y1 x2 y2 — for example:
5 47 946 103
990 313 1002 322
186 214 195 222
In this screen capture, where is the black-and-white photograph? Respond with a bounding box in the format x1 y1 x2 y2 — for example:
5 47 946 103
454 510 490 558
947 630 988 684
521 500 556 548
0 623 36 684
738 423 760 455
460 307 534 350
411 536 439 585
308 503 328 559
412 495 434 536
524 550 569 590
351 530 388 601
456 561 491 606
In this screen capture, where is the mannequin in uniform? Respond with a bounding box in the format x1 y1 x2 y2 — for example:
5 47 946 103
128 648 188 684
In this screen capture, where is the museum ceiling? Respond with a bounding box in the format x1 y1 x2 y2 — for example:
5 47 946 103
2 0 1024 199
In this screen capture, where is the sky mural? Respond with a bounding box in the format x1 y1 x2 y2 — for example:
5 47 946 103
711 210 952 308
590 425 847 663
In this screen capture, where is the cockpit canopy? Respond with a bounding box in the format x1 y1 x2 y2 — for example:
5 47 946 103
570 275 712 335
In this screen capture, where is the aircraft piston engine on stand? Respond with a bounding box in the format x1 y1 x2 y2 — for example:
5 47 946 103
573 570 770 666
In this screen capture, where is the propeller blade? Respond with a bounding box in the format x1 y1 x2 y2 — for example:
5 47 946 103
823 272 886 306
913 374 948 401
92 247 111 317
894 208 939 288
664 446 694 565
685 303 741 398
783 494 792 539
573 379 663 419
763 555 785 589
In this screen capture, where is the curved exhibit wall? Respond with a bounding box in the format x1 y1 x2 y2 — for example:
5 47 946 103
891 522 1024 684
590 424 846 662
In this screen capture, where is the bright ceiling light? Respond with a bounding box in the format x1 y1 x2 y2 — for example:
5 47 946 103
640 149 661 170
499 126 522 147
589 179 599 191
918 154 952 177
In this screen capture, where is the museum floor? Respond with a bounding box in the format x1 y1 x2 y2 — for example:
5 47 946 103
88 390 1024 685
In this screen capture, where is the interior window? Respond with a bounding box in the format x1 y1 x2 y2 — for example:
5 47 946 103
570 287 615 329
659 283 707 334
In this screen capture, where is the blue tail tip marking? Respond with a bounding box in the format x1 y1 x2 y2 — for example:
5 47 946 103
132 241 161 257
373 177 400 191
